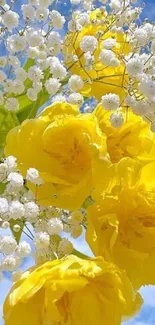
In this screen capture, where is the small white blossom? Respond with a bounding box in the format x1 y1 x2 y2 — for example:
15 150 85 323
22 4 35 20
0 56 7 67
24 201 39 222
26 168 43 186
126 57 144 77
2 10 19 29
36 7 49 21
8 172 23 189
5 98 19 112
71 224 83 238
34 232 50 249
99 49 117 66
0 198 9 216
8 56 20 68
50 62 67 80
2 255 19 271
68 75 84 92
50 10 65 29
15 68 27 82
68 92 84 106
27 88 37 101
5 156 17 173
80 36 98 53
110 112 124 128
7 35 26 53
9 201 25 220
47 218 63 235
17 241 31 257
26 30 44 47
102 93 120 110
102 38 116 50
13 224 21 232
45 78 61 95
28 66 43 82
0 70 6 84
0 236 17 255
13 80 25 95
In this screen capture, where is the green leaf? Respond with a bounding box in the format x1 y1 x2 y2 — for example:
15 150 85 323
0 108 19 156
10 220 25 244
0 183 6 194
24 58 35 72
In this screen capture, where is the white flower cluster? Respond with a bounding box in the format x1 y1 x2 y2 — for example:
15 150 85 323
0 156 85 275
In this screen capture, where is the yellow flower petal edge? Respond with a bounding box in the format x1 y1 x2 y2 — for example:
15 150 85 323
94 104 155 163
86 157 155 288
5 101 109 210
3 255 143 325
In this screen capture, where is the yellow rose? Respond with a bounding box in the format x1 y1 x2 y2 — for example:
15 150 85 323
86 158 155 288
94 105 155 163
5 102 108 210
64 9 130 100
3 255 142 325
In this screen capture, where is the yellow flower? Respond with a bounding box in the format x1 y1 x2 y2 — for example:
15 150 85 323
94 105 155 163
86 158 155 288
64 9 130 100
3 255 142 325
5 102 108 210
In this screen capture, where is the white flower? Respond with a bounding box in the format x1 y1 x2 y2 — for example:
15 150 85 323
2 255 19 271
36 7 49 21
110 112 124 128
0 198 9 216
68 20 81 33
28 66 43 81
101 93 120 110
134 28 148 45
2 10 19 29
0 163 8 181
34 232 50 249
17 241 31 257
26 168 43 186
22 4 35 20
52 94 66 103
1 221 10 229
139 76 155 98
80 36 98 53
7 35 26 53
13 224 21 232
13 80 25 95
45 78 61 95
0 236 17 255
102 38 116 50
26 30 44 47
78 13 90 26
68 92 84 105
99 49 117 66
84 51 94 70
132 100 147 116
0 70 6 84
4 80 14 93
8 56 20 68
0 56 7 67
69 210 83 224
9 201 25 220
15 68 27 82
24 202 39 222
58 238 73 255
50 10 65 29
5 156 17 172
12 269 22 282
126 57 144 77
47 218 63 235
32 81 42 93
7 172 24 188
50 62 67 80
27 47 39 58
5 98 19 112
68 75 84 92
47 31 62 55
27 88 37 101
38 0 51 7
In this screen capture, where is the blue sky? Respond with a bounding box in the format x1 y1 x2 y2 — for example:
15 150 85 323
1 0 155 324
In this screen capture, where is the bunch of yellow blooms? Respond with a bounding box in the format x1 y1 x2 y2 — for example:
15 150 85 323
2 1 155 325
